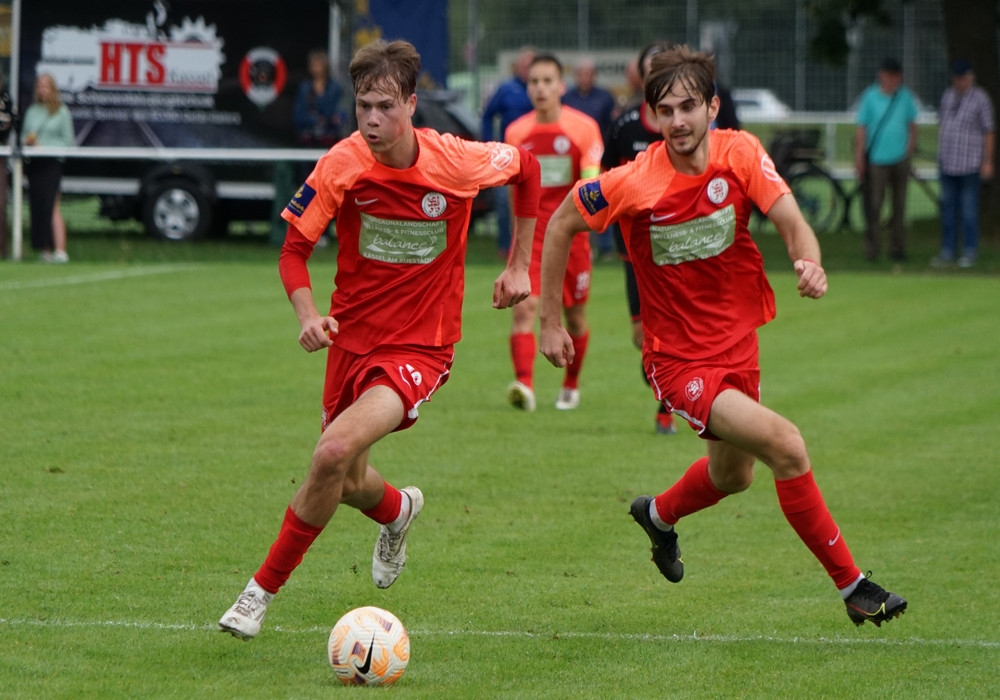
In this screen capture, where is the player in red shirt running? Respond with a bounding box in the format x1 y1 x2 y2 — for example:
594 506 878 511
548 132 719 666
539 45 906 627
504 52 603 412
219 40 541 640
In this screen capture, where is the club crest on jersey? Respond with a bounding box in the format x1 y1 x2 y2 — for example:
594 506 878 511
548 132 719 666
685 377 704 401
553 135 571 154
578 180 608 215
707 178 729 205
490 143 515 170
422 192 447 218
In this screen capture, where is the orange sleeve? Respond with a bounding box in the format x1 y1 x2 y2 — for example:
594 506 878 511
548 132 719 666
731 131 790 215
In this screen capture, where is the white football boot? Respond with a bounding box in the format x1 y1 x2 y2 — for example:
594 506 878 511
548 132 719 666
506 381 537 412
372 487 423 589
218 578 274 640
554 388 580 410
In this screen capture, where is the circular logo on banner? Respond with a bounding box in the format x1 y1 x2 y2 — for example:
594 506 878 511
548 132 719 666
422 192 447 218
240 47 287 108
706 178 729 205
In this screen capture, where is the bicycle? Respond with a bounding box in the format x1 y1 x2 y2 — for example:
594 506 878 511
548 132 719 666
754 128 847 235
755 128 940 237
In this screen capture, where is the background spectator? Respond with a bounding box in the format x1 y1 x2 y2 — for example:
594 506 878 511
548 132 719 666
932 58 995 268
22 73 75 263
853 57 918 263
562 58 617 137
293 48 345 148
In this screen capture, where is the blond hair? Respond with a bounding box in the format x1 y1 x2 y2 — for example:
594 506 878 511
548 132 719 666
34 73 63 114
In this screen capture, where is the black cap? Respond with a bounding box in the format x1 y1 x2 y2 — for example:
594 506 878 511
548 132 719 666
950 58 972 76
880 57 902 73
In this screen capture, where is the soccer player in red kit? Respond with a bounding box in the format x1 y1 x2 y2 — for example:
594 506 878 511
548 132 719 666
219 40 541 640
539 45 906 627
504 52 603 412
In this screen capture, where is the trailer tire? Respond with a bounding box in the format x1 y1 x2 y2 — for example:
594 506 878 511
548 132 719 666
143 178 212 241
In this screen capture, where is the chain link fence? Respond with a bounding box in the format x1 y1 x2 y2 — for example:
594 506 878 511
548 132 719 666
444 0 946 225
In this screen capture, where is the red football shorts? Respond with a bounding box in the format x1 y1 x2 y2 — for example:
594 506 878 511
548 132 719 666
321 344 454 433
529 230 591 307
642 331 761 440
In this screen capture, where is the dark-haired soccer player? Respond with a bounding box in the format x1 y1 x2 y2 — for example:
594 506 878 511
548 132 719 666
539 45 906 627
219 39 540 640
504 52 603 412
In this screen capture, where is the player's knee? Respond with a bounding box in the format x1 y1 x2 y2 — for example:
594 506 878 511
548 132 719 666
311 437 354 477
765 424 810 478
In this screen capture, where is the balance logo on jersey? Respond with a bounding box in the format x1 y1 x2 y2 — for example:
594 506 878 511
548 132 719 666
421 192 447 218
707 177 729 205
650 205 736 266
359 213 447 264
538 155 573 188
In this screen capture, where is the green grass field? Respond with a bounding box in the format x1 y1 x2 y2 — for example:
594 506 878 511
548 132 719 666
2 219 999 698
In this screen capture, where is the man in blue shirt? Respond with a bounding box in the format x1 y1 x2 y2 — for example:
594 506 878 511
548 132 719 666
853 57 918 262
562 58 617 138
482 47 536 257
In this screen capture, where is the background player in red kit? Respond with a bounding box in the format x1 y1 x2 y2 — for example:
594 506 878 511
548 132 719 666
539 45 906 627
504 52 603 412
219 40 541 640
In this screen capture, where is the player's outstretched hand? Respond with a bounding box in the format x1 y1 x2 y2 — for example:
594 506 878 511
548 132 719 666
492 268 531 309
794 259 827 299
539 324 575 368
299 315 337 352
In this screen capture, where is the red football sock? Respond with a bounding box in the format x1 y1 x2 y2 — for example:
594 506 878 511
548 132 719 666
563 331 589 390
254 506 324 594
653 457 728 525
775 470 861 589
510 332 536 387
361 481 403 525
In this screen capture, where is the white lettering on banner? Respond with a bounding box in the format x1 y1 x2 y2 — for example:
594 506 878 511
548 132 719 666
649 205 737 266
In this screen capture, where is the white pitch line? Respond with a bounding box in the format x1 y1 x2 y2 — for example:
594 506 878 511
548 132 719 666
1 618 998 649
0 264 202 291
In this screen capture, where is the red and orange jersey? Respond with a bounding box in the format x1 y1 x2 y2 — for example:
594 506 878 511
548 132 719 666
572 129 791 360
281 129 529 354
505 105 603 232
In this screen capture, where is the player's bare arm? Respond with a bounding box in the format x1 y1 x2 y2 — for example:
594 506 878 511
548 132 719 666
289 287 337 352
767 193 828 299
493 214 535 309
538 194 586 367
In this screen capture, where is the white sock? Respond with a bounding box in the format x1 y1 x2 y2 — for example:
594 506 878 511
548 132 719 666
648 500 673 532
839 572 866 599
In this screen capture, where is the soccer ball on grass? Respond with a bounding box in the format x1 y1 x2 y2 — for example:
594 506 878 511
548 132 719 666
327 606 410 686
